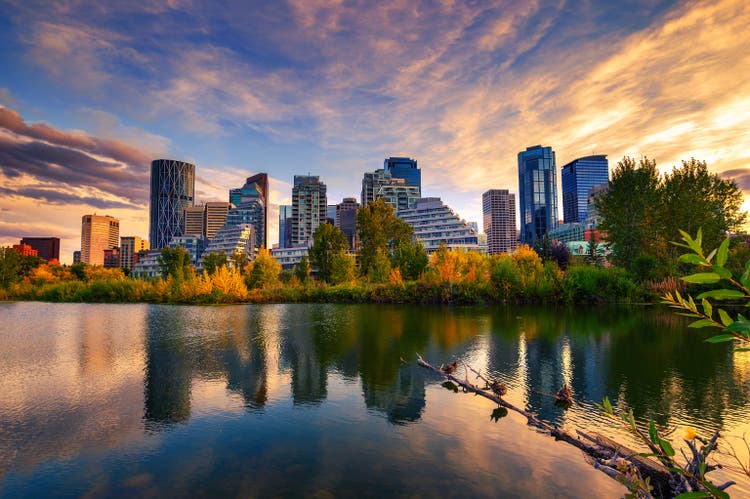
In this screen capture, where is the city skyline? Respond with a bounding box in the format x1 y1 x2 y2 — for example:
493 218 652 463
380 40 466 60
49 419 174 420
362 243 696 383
1 0 749 262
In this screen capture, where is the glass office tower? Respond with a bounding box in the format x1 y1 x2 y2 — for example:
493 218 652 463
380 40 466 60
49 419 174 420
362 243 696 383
518 145 557 245
561 155 609 224
149 159 195 249
384 157 420 195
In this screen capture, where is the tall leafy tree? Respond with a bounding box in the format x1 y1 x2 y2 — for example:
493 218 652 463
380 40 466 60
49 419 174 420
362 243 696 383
659 158 746 259
596 157 662 270
309 223 349 283
158 246 193 280
295 256 311 283
357 198 413 277
0 247 22 288
391 239 428 280
246 248 281 289
202 251 228 276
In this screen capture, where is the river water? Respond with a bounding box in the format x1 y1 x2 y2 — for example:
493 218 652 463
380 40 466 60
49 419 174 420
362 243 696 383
1 302 748 497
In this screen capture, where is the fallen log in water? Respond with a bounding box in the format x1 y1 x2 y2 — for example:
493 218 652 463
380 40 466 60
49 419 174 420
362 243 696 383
416 354 677 498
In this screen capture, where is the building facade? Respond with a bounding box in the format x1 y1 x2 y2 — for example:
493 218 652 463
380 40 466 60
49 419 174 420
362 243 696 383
384 157 421 195
271 246 309 270
397 197 479 253
291 175 327 247
132 249 162 279
184 202 231 241
120 236 150 271
12 243 38 257
336 197 359 250
149 159 195 249
229 173 268 248
103 247 120 269
561 155 609 224
278 205 293 248
81 214 119 265
169 236 207 267
482 189 518 255
201 224 256 268
20 237 60 263
518 145 558 246
361 169 420 211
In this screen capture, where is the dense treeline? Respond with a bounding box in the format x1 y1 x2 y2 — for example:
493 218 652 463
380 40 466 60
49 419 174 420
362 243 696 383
0 244 641 305
0 156 746 306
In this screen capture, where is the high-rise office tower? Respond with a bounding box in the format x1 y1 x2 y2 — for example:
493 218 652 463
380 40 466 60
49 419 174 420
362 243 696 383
291 175 327 246
482 189 518 255
229 173 269 247
278 205 293 249
120 236 150 271
361 169 420 210
561 155 609 224
81 214 119 265
518 145 558 245
336 197 360 249
326 205 337 225
19 237 60 263
149 159 195 249
384 157 420 195
183 202 231 241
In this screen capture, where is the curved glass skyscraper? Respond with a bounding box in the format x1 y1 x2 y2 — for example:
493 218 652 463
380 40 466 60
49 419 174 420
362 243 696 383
149 159 195 249
518 145 557 245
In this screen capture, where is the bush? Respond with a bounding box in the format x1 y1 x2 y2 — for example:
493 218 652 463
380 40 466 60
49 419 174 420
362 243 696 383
561 265 636 303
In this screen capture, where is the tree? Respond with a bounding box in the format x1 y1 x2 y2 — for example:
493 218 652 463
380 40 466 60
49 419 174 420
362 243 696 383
367 248 392 283
391 239 428 280
596 156 662 270
330 253 357 285
158 246 193 280
549 241 571 271
309 223 349 283
246 248 281 289
357 198 413 277
295 255 311 283
231 251 250 275
659 158 746 260
0 247 21 288
69 262 87 281
202 251 228 276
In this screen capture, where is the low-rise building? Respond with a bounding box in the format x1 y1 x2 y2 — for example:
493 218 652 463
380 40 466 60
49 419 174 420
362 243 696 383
271 246 309 270
397 197 479 253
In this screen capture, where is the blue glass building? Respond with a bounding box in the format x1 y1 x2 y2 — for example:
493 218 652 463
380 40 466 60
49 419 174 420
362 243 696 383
149 159 195 249
561 155 609 223
229 173 268 247
384 157 420 195
518 145 557 245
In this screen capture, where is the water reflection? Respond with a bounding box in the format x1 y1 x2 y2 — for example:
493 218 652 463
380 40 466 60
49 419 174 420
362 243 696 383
2 302 749 497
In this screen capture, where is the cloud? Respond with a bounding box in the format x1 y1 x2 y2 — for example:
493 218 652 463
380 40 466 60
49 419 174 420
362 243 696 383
721 169 750 192
0 186 138 210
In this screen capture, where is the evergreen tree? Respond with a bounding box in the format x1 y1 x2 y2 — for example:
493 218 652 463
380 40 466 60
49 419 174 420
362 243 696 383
295 255 311 283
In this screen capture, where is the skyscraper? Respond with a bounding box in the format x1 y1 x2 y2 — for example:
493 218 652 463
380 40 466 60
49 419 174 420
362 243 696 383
483 189 518 255
120 236 150 271
384 157 420 195
183 202 231 241
278 205 293 248
561 155 609 223
229 173 269 247
361 169 420 210
518 145 558 245
81 214 119 265
336 197 360 249
149 159 195 249
291 175 327 246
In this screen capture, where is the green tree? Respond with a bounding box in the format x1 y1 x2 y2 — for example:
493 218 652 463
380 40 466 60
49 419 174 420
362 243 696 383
158 246 193 280
246 248 281 289
367 247 392 283
596 156 662 270
295 255 311 283
231 251 250 275
69 262 87 281
391 239 428 280
202 251 228 276
309 223 348 283
0 247 21 288
659 158 746 261
330 252 357 285
357 198 413 277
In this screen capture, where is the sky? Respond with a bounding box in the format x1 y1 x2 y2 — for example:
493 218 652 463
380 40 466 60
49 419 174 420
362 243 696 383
0 0 749 263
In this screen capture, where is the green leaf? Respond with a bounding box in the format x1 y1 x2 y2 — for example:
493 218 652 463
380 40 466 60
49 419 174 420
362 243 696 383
702 298 712 318
679 253 707 265
734 347 750 352
602 396 613 415
674 492 711 499
649 420 658 444
712 265 732 279
716 237 730 267
706 248 717 264
696 289 746 300
659 438 675 456
681 273 721 284
718 309 734 327
689 319 715 328
725 320 750 336
704 482 730 499
705 334 737 343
